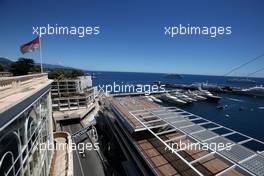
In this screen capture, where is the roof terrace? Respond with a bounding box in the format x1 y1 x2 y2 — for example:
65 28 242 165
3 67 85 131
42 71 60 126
0 73 52 113
0 73 53 130
111 96 264 176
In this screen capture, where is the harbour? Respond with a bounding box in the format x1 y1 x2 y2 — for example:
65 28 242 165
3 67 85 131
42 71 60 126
1 70 263 176
97 93 264 175
91 71 264 142
1 1 264 175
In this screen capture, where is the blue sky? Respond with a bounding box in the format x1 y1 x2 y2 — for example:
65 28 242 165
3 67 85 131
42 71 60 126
1 0 264 77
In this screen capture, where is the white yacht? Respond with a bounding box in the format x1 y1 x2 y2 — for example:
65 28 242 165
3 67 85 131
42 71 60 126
241 85 264 97
149 95 163 103
145 96 153 102
197 88 221 102
159 93 187 105
187 90 207 100
173 92 196 102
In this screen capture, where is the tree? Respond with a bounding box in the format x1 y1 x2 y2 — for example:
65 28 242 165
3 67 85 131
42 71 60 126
48 69 65 80
0 64 4 72
69 69 84 78
29 65 41 73
10 58 36 76
48 69 84 79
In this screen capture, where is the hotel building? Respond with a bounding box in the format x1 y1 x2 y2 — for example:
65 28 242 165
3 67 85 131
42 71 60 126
0 74 73 176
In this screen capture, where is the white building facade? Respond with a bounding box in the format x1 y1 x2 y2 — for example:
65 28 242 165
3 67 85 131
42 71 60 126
0 74 53 176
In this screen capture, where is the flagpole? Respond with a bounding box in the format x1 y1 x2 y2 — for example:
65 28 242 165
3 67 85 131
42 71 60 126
39 35 43 73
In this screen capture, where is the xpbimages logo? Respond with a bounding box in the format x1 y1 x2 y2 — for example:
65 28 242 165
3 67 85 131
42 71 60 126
164 24 232 38
32 24 100 38
96 82 166 95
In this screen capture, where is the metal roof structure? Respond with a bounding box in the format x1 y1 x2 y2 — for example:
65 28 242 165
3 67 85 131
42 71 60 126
129 107 264 176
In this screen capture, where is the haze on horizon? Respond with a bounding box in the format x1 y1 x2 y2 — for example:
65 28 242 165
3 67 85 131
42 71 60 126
1 0 264 77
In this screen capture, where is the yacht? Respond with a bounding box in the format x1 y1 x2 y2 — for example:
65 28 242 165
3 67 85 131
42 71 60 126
186 90 207 100
173 92 196 102
159 93 187 105
227 78 256 84
197 89 221 102
164 73 183 79
145 96 153 102
201 82 223 91
149 95 163 103
240 85 264 97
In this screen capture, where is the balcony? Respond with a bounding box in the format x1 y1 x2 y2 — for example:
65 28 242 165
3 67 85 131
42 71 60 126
49 132 73 176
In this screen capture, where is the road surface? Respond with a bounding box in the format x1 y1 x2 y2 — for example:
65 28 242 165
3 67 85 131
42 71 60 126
62 123 105 176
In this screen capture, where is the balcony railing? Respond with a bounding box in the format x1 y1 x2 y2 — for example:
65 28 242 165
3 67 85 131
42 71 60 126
0 73 49 99
0 73 48 87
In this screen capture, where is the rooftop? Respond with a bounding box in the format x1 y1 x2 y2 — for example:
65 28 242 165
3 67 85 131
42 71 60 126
110 95 264 176
0 73 52 113
52 75 91 82
53 102 95 122
111 96 160 131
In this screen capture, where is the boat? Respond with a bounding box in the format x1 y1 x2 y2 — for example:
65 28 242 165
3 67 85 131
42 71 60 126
193 93 207 100
178 93 196 102
189 82 222 91
172 92 196 102
159 93 187 105
186 90 207 100
164 73 183 79
201 82 223 91
149 95 163 103
189 83 199 89
240 85 264 97
197 89 221 102
227 78 256 84
216 105 228 110
145 96 153 102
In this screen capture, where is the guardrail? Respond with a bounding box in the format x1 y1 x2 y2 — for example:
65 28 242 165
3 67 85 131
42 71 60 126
0 73 49 100
0 73 48 88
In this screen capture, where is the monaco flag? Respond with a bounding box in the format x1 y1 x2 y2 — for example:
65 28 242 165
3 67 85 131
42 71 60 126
20 36 40 54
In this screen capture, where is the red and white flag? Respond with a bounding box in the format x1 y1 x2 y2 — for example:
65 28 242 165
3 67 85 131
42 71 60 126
20 36 40 54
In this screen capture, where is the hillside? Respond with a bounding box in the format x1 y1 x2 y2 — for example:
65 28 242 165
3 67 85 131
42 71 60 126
0 57 13 69
0 57 77 71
